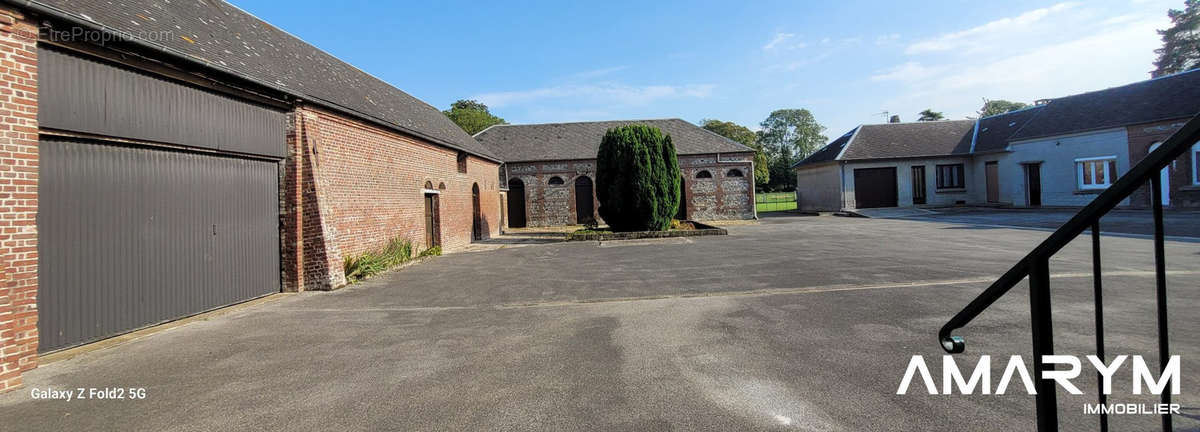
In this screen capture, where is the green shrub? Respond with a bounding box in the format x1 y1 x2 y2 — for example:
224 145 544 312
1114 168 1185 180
595 125 681 232
343 237 415 282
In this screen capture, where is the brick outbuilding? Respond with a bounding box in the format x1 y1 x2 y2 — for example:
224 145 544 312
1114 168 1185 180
474 119 758 227
0 0 503 391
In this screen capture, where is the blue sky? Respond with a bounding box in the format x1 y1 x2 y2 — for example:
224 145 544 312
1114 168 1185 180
234 0 1177 139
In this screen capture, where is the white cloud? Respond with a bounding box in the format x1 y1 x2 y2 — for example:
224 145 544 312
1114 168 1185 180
869 62 946 82
570 66 628 80
763 32 807 52
875 14 1165 120
473 83 715 108
874 33 900 46
763 32 795 51
906 2 1079 54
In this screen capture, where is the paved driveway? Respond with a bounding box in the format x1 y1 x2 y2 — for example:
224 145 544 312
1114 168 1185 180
3 215 1199 431
898 207 1200 238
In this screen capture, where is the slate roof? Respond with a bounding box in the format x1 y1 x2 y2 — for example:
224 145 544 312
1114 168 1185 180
839 120 975 160
972 106 1044 153
793 127 856 167
1009 69 1200 142
472 119 753 163
31 0 499 160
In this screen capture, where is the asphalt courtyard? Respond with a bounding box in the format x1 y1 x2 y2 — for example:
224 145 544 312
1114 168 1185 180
898 207 1200 239
2 213 1198 431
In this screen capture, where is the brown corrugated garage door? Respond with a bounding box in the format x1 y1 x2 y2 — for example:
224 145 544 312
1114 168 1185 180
853 167 898 209
36 47 286 351
38 139 280 351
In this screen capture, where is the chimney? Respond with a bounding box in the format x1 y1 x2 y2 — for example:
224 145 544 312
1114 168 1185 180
889 115 901 123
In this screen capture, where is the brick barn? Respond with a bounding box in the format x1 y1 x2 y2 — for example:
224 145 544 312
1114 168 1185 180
0 0 504 391
473 119 758 227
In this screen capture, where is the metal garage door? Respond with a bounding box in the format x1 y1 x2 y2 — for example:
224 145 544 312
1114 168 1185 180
853 167 898 209
35 47 287 352
38 138 280 351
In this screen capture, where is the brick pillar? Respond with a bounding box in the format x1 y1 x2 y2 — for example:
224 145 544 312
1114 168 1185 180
0 6 38 393
281 107 345 292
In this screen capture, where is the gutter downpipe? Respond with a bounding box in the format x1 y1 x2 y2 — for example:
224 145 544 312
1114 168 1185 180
840 162 847 211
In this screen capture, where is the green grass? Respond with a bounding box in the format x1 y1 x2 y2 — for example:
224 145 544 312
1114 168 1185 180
343 237 416 283
756 192 798 213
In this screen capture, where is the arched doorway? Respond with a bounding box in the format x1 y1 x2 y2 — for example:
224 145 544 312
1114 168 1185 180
574 176 595 225
507 178 526 228
471 183 482 241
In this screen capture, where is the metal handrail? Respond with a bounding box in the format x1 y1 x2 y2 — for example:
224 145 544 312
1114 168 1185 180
938 112 1200 353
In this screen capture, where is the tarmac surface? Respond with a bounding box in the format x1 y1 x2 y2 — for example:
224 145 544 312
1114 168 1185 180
2 213 1198 431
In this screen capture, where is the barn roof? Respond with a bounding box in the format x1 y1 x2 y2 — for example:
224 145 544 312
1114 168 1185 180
29 0 499 161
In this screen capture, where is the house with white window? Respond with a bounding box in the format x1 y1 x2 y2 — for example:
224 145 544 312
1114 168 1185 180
794 69 1200 211
792 120 974 210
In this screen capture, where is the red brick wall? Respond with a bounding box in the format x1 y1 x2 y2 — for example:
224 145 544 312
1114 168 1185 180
1127 120 1200 209
283 106 501 291
0 6 38 392
505 153 755 228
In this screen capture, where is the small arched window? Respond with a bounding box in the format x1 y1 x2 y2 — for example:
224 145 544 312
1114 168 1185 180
438 182 447 190
726 169 744 177
695 170 713 179
424 181 434 190
548 176 565 185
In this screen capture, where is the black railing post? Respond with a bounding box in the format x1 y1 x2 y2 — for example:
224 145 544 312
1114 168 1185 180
1150 176 1171 432
1028 256 1058 432
1090 222 1107 432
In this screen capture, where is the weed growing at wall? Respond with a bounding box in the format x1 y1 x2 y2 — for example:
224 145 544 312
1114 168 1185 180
343 237 415 282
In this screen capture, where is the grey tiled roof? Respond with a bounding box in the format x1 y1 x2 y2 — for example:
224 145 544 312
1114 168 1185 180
473 119 753 163
973 106 1043 153
1009 69 1200 141
838 120 975 160
793 127 856 167
32 0 498 160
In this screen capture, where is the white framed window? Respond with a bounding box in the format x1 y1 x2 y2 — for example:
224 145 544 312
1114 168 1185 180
935 164 965 189
1193 142 1199 185
1075 156 1118 190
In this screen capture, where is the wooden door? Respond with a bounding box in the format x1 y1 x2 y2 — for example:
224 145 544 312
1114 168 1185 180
507 178 526 228
911 166 926 205
471 183 482 241
574 176 595 225
985 162 1000 203
425 193 441 248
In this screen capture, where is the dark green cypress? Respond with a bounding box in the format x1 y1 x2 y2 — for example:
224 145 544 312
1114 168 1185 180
595 125 680 231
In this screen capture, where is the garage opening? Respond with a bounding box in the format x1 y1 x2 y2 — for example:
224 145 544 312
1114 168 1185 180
36 47 286 352
853 167 898 209
38 138 280 352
